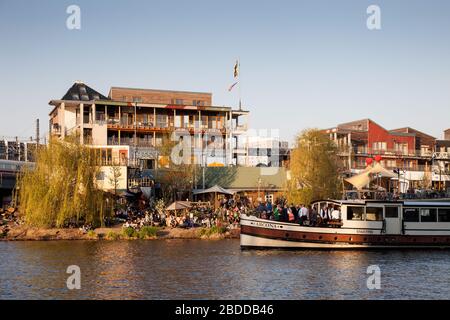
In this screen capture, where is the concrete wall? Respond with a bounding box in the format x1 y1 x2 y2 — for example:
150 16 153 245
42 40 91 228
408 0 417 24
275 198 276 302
109 88 212 105
92 123 108 145
95 165 128 192
64 107 77 133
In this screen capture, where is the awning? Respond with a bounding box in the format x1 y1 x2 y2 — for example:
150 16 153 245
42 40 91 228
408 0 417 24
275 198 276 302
193 185 235 195
166 201 192 211
345 163 396 190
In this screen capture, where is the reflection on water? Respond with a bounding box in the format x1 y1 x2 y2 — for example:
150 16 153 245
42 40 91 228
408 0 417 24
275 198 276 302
1 240 450 299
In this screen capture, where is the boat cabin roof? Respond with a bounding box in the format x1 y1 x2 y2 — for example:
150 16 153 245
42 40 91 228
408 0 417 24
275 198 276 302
312 199 450 207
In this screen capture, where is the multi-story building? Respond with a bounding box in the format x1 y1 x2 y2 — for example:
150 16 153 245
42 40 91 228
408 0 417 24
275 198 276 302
48 82 250 191
237 136 290 167
0 139 39 162
325 119 450 191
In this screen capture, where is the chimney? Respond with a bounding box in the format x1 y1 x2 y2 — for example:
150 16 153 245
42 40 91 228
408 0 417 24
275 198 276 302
445 129 450 141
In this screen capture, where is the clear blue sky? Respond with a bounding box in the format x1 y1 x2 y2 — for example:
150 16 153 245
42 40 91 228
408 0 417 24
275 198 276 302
1 0 450 143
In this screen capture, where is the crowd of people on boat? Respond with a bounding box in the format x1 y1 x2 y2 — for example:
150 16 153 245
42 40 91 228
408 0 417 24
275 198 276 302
255 199 342 227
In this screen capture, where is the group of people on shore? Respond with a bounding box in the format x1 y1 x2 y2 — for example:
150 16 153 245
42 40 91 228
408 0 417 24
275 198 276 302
116 199 247 231
255 200 341 227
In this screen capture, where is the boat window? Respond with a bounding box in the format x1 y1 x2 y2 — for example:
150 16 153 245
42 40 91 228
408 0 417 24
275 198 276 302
347 206 364 221
366 207 383 221
420 208 437 222
438 208 450 222
403 208 419 222
385 206 399 218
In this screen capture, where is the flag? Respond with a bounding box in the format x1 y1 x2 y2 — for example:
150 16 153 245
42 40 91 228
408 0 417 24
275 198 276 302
233 60 239 78
228 81 238 92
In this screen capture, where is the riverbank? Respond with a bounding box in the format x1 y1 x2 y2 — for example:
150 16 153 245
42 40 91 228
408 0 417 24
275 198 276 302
0 224 240 241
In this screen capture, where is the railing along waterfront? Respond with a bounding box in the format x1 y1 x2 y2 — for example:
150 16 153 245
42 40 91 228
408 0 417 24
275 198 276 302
338 147 434 158
350 164 449 173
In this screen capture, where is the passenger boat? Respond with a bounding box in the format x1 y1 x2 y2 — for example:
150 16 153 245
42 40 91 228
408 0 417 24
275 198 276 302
240 199 450 249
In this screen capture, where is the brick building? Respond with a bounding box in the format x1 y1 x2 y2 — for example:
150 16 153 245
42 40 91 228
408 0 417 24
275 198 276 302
325 119 450 191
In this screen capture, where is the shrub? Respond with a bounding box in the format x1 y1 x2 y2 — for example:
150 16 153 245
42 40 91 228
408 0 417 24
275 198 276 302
106 230 121 240
138 226 158 239
87 230 98 239
122 227 138 238
199 226 227 237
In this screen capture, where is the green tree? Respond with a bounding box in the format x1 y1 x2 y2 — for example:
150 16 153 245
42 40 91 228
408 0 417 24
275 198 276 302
17 136 108 228
287 129 341 205
108 165 123 196
154 132 197 202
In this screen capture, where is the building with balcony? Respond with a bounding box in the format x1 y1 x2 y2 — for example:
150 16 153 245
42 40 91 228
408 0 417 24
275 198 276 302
48 82 250 192
237 136 290 167
324 119 450 191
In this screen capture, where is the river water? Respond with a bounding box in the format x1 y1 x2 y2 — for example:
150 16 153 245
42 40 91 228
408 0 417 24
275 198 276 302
1 240 450 300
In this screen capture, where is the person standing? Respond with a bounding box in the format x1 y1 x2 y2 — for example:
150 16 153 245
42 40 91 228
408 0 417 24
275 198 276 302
300 204 309 225
273 205 280 221
309 206 318 226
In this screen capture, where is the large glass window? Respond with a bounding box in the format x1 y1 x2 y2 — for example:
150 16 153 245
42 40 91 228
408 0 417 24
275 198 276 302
403 208 419 222
438 208 450 222
385 206 399 218
347 206 364 221
420 208 437 222
156 114 167 128
174 115 182 128
373 142 387 151
366 207 383 221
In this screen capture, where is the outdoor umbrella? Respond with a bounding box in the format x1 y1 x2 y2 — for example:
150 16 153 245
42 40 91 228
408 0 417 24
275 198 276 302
165 201 192 211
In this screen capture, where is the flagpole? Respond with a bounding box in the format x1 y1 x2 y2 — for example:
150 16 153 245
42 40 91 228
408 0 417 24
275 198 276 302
238 57 242 110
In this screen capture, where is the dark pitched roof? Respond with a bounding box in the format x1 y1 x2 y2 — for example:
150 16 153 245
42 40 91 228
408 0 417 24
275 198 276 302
389 127 436 140
61 82 109 101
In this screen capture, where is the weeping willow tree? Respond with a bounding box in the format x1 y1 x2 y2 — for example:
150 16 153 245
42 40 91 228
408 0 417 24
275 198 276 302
17 136 108 228
287 129 341 205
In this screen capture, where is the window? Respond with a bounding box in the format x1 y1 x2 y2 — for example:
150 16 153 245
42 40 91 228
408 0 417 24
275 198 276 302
156 114 167 128
347 206 364 221
403 208 419 222
366 207 383 221
193 100 205 106
174 115 182 128
96 172 105 181
172 99 184 105
420 208 437 222
373 142 387 151
394 142 408 154
438 208 450 222
79 86 87 95
385 206 399 218
265 194 273 203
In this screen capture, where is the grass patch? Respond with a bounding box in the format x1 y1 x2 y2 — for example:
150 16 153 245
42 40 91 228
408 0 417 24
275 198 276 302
138 226 158 239
106 230 121 240
122 227 139 239
87 230 98 239
199 226 227 237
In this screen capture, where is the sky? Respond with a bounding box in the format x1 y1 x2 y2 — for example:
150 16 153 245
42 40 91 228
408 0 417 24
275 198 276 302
1 0 450 144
